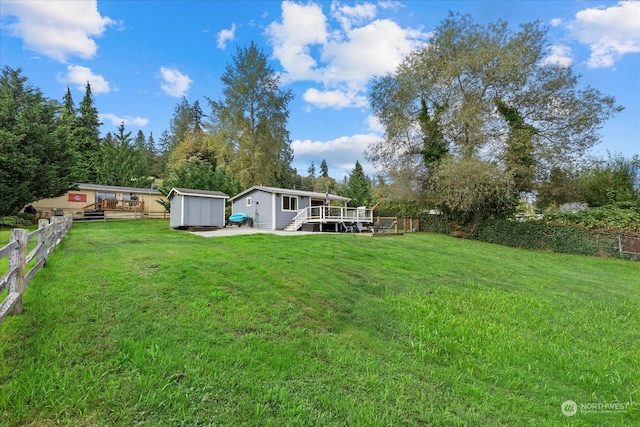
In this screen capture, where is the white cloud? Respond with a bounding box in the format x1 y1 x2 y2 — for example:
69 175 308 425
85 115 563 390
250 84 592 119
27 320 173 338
265 1 328 81
303 87 367 109
543 44 573 67
0 0 116 62
159 66 192 97
550 18 563 27
100 113 149 127
266 1 429 109
321 19 426 84
217 23 236 49
291 133 381 177
569 1 640 68
58 65 111 94
292 133 374 157
365 114 384 133
330 1 377 31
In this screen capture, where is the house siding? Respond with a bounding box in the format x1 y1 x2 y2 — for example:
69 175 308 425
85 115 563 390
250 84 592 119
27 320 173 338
231 190 273 229
30 184 166 219
229 186 350 231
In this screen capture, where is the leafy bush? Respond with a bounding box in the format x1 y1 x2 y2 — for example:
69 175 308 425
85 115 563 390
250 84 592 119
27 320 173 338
544 205 640 232
469 219 618 257
418 213 453 235
418 209 639 259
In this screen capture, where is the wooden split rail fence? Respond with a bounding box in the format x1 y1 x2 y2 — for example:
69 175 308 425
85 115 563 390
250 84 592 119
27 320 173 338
0 215 73 323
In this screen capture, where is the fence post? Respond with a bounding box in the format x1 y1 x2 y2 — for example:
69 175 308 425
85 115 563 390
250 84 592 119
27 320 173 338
37 219 49 266
618 234 623 255
8 229 27 314
54 216 62 245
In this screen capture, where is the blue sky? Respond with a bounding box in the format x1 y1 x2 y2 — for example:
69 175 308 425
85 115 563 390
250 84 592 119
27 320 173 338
1 0 638 180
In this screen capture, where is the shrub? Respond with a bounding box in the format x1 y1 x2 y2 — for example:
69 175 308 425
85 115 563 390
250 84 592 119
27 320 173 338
469 219 618 257
544 205 640 233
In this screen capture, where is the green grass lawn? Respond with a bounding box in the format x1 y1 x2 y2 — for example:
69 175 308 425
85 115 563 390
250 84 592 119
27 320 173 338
1 220 638 426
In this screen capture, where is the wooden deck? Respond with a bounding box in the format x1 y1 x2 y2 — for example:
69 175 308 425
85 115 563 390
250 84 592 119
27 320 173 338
285 206 374 231
83 199 145 212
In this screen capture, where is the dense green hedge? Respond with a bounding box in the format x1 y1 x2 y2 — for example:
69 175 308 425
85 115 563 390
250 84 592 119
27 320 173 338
469 219 619 257
419 214 454 235
544 205 640 232
418 214 637 259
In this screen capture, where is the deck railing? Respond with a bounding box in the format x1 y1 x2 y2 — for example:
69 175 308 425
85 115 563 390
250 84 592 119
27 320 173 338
84 199 145 212
289 206 374 230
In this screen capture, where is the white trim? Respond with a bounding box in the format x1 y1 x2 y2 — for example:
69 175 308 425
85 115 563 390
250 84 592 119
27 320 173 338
167 187 228 200
246 197 252 207
180 194 185 226
228 185 350 203
281 194 298 211
271 192 276 230
221 198 226 227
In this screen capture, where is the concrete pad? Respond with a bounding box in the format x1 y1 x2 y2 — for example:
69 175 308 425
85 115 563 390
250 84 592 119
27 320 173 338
190 226 315 238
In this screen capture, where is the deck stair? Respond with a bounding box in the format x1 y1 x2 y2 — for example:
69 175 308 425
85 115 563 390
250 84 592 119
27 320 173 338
284 206 374 231
77 209 105 221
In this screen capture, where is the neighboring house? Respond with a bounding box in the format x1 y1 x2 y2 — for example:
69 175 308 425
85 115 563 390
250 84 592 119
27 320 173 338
228 186 373 231
168 188 228 229
30 183 166 220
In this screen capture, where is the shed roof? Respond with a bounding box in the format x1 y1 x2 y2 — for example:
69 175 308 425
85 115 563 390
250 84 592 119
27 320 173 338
167 187 229 200
229 185 350 203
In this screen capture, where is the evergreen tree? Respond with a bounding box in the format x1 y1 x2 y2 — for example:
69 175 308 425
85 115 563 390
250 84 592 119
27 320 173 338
134 129 146 150
168 97 194 152
58 86 84 182
158 129 173 178
76 82 102 183
0 66 76 216
146 132 163 178
60 86 76 123
320 159 329 178
96 123 152 187
307 161 316 178
191 100 205 133
340 161 372 207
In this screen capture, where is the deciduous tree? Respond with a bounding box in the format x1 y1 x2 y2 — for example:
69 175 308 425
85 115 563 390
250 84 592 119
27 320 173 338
367 13 622 208
428 157 516 222
208 42 295 188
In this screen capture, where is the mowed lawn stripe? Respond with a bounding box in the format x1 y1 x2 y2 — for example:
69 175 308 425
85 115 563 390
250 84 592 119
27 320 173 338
1 220 638 426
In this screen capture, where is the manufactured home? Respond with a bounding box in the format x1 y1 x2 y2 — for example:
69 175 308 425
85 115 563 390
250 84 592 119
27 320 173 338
30 184 167 220
228 186 374 232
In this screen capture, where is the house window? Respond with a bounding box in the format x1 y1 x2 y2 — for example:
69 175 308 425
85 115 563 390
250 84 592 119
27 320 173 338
246 197 252 207
282 195 298 211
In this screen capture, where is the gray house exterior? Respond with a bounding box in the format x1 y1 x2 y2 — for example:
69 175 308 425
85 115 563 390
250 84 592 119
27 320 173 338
229 186 350 230
168 188 229 228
